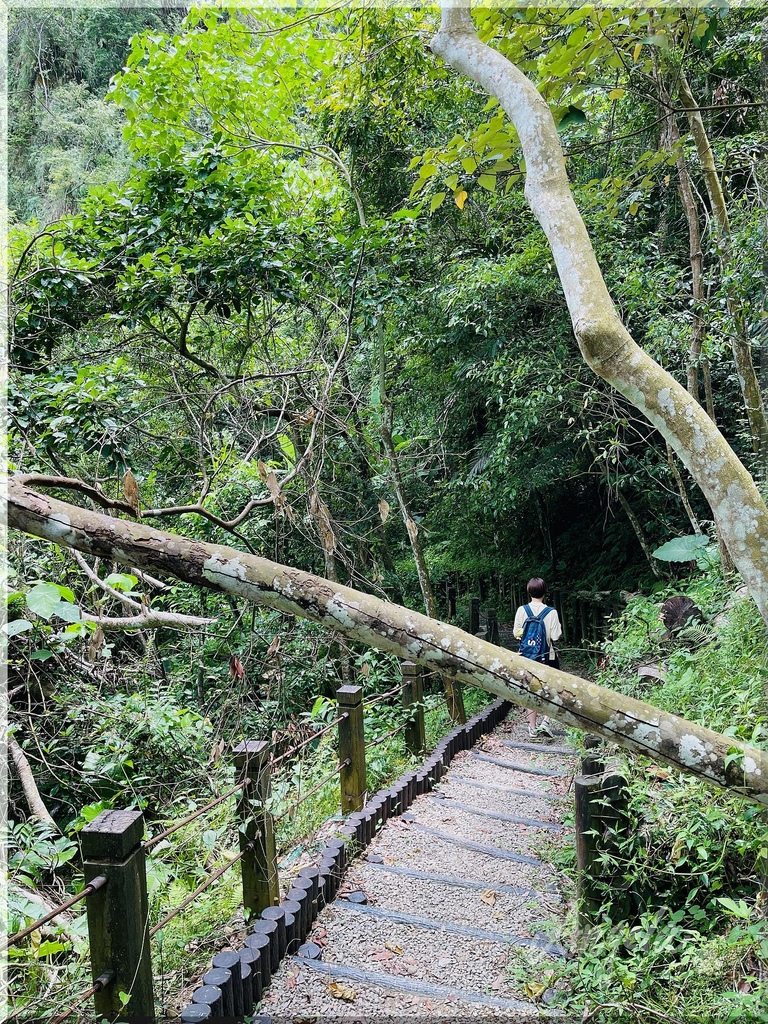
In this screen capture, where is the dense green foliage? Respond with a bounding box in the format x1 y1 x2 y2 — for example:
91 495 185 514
5 4 768 1021
536 568 768 1023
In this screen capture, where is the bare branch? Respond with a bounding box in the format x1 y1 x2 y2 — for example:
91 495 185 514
14 475 137 516
8 735 60 831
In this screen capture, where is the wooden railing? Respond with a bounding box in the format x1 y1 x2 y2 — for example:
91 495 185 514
11 660 508 1023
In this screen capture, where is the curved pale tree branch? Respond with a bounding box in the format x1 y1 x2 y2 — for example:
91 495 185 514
8 477 768 806
72 550 216 631
8 735 60 830
430 2 768 625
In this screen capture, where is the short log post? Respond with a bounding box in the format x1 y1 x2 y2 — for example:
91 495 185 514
575 768 631 928
402 662 426 757
468 596 480 635
81 809 155 1020
574 774 603 928
337 685 366 813
582 734 605 776
591 603 600 643
233 740 279 919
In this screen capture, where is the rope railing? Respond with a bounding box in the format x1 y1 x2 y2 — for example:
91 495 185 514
367 721 408 751
363 680 407 708
1 874 108 953
143 778 250 851
148 845 251 938
271 712 349 768
29 660 437 1022
274 759 350 820
49 970 115 1024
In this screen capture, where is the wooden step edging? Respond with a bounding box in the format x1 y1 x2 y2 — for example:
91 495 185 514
178 698 512 1021
290 955 543 1015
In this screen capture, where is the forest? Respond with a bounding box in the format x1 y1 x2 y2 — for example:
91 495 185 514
4 3 768 1023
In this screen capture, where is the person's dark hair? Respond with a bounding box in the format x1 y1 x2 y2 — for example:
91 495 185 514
527 577 546 599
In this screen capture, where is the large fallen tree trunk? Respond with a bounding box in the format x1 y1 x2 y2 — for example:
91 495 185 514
8 476 768 806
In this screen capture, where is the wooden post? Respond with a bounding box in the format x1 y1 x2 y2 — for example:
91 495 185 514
81 809 155 1020
447 585 457 619
575 769 630 928
233 740 279 920
486 607 499 645
582 735 605 776
337 685 366 813
573 775 603 928
579 599 589 646
468 596 480 635
402 662 426 756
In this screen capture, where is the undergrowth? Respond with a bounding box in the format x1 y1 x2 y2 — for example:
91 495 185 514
534 567 768 1023
5 631 489 1022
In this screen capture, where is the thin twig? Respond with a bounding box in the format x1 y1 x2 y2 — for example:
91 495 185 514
271 714 349 767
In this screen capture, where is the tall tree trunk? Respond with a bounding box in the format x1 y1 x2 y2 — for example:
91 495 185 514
677 70 768 460
379 342 466 722
662 99 706 408
615 489 664 578
431 4 768 626
8 478 768 805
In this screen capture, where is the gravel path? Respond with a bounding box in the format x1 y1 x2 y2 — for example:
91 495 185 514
260 709 576 1022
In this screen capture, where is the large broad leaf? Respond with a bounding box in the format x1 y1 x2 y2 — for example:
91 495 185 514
4 619 33 637
26 583 61 620
652 535 710 562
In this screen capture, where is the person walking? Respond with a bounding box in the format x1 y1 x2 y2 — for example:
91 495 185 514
513 577 562 738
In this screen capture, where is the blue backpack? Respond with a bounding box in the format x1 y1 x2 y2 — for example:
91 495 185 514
519 605 553 662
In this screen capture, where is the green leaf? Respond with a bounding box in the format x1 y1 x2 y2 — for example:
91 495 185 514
26 584 61 620
36 940 67 958
557 105 587 131
30 649 54 662
56 603 81 624
652 535 710 562
104 573 138 593
716 897 751 920
429 193 446 212
478 174 497 192
5 619 33 637
277 433 296 465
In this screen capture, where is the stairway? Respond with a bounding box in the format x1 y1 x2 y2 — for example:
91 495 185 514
259 712 576 1020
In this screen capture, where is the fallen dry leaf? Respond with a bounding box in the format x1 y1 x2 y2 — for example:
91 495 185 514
480 889 497 907
122 469 140 514
384 941 404 955
525 980 547 1001
328 982 356 1002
